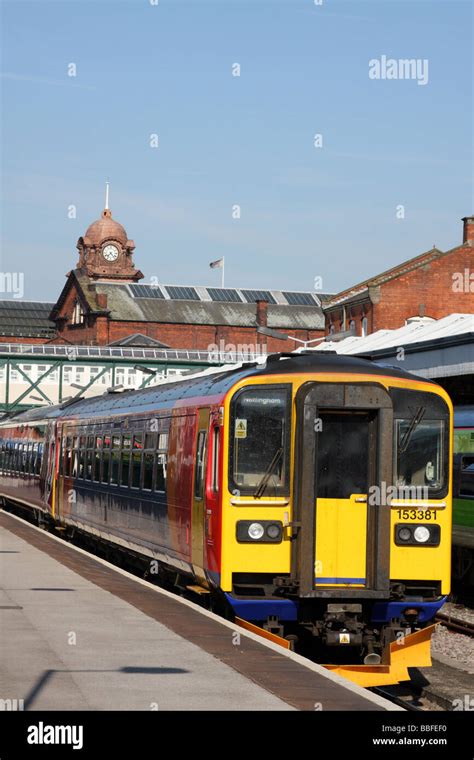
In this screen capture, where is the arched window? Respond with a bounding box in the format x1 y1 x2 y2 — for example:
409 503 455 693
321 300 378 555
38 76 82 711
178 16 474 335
329 323 335 335
349 319 356 334
361 317 368 337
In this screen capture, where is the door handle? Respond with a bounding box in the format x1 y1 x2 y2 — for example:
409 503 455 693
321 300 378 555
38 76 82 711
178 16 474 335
354 496 367 503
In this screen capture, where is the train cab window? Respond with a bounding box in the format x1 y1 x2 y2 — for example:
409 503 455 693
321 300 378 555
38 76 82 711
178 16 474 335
229 386 291 496
110 435 121 485
194 430 207 499
394 419 445 493
131 435 142 489
121 435 131 487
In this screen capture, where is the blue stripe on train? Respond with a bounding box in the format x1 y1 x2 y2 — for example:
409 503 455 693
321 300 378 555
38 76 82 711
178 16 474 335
370 597 447 624
226 594 448 623
225 595 299 621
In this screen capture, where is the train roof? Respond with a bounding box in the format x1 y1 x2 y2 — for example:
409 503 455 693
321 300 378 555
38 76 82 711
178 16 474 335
0 352 435 425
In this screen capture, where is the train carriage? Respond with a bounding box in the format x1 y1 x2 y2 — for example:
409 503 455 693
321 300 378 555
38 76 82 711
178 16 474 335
0 352 452 676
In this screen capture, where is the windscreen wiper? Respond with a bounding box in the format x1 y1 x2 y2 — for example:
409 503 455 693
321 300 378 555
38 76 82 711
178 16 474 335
253 447 283 498
398 406 426 454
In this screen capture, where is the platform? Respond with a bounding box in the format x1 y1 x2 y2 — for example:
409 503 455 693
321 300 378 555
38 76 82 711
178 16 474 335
0 510 396 711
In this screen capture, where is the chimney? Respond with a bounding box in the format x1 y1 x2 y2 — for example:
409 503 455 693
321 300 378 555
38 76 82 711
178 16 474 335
462 216 474 246
256 299 268 327
96 293 108 309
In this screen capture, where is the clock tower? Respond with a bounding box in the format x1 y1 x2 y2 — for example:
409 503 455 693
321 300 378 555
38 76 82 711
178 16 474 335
76 203 143 282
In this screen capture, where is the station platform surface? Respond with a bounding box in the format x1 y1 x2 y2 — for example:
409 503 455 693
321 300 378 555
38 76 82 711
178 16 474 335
0 510 395 711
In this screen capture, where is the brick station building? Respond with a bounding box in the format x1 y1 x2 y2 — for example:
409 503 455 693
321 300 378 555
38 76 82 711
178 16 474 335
0 207 472 350
0 205 328 351
324 215 474 337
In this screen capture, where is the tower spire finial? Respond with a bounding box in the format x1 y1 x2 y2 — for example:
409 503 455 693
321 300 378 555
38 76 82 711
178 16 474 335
105 180 110 210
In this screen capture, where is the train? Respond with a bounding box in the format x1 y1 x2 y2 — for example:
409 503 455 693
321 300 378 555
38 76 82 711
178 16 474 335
452 405 474 586
0 352 452 675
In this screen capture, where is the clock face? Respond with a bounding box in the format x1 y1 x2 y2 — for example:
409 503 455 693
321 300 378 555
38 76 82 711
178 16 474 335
102 244 119 262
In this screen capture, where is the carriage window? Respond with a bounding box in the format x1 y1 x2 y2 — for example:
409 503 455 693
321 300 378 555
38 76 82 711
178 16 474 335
121 435 131 486
85 436 94 481
131 435 142 489
144 433 156 449
395 419 445 494
110 435 121 485
78 445 85 479
460 455 474 498
36 443 43 475
212 427 220 492
153 423 169 493
194 431 207 499
230 386 291 496
143 452 153 490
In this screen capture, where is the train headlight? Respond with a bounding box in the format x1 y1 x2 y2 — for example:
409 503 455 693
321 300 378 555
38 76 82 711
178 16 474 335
248 522 265 540
395 523 440 547
413 526 431 543
266 523 281 540
236 520 283 543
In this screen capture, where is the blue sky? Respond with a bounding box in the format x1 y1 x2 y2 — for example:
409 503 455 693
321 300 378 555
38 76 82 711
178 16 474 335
1 0 472 301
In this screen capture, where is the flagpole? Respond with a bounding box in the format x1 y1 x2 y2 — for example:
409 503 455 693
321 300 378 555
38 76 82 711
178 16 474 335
222 257 225 288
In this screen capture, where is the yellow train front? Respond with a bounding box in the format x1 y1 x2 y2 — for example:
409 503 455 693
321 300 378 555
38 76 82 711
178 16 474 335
218 353 452 678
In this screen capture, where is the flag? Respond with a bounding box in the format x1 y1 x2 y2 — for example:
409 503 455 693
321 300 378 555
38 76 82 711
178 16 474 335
209 258 224 269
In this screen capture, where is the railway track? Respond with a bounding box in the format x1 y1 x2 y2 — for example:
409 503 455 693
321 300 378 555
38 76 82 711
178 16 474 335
371 687 424 711
435 611 474 638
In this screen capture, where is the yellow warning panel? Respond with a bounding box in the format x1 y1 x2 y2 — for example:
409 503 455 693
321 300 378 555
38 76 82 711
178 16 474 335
324 625 436 688
235 617 291 649
235 616 436 688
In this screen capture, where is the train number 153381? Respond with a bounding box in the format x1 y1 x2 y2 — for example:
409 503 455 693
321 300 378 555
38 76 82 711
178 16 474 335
396 509 436 521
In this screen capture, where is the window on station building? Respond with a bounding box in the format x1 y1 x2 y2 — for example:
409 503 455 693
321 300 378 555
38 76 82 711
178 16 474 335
72 300 85 325
329 323 335 335
349 319 356 334
361 316 368 337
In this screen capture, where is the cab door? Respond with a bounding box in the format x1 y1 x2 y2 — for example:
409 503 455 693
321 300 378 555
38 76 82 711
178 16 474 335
191 407 210 579
292 382 393 598
314 411 375 588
